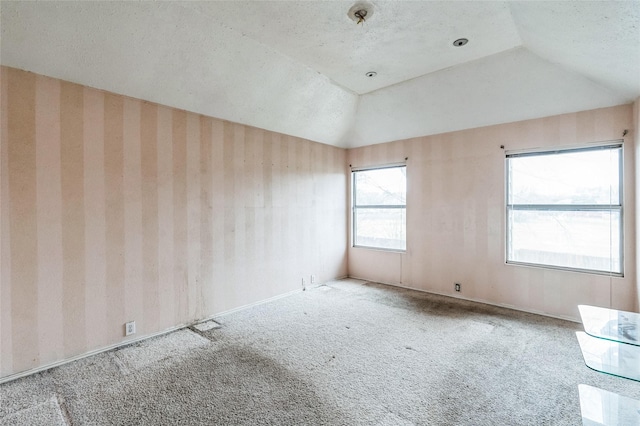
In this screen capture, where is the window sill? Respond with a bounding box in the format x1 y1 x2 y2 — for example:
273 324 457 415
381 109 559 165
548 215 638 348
506 260 623 278
352 245 406 254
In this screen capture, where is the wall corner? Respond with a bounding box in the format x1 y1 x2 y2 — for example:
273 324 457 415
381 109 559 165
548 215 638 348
634 98 640 312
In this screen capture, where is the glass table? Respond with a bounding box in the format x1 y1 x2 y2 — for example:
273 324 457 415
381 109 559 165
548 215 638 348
577 305 640 382
576 332 640 382
576 305 640 425
579 384 640 426
579 305 640 346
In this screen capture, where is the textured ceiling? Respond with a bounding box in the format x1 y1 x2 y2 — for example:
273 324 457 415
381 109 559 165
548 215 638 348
183 1 523 94
1 1 639 148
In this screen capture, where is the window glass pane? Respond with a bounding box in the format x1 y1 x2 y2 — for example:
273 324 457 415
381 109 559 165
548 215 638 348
507 209 621 273
354 208 406 250
508 148 620 205
355 167 406 206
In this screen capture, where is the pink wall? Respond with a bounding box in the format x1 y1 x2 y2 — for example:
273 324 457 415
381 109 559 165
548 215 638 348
348 104 636 321
635 97 640 312
1 65 636 381
0 67 348 379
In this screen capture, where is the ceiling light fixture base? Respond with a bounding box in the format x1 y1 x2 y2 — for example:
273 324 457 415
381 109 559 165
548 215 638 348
348 2 374 24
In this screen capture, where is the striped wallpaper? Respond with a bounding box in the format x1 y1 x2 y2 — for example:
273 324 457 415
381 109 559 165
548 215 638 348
2 64 637 380
0 66 348 379
348 104 636 321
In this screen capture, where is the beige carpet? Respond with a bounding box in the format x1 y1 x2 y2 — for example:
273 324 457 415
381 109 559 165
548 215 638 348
1 279 638 425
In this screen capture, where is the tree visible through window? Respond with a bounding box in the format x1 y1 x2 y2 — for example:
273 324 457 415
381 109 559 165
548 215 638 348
506 144 622 275
353 166 406 251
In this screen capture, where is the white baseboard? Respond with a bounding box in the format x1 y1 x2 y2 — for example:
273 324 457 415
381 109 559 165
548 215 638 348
0 323 187 385
209 287 304 319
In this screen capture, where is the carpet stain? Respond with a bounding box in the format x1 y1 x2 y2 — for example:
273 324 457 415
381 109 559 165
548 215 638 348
63 345 352 426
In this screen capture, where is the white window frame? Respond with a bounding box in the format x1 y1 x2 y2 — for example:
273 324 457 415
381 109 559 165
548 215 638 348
352 164 407 252
505 142 623 276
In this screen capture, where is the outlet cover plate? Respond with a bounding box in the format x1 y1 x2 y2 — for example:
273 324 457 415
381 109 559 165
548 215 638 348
125 321 136 336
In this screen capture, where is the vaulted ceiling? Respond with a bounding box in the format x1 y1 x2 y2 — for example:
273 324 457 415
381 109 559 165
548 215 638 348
2 1 639 148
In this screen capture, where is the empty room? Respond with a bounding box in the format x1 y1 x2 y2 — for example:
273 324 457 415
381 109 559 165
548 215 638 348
1 1 640 425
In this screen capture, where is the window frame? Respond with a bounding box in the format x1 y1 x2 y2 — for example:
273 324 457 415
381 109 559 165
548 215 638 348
505 142 623 276
352 164 407 252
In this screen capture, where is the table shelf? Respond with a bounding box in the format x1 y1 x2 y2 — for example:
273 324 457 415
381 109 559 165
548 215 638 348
579 384 640 426
579 305 640 347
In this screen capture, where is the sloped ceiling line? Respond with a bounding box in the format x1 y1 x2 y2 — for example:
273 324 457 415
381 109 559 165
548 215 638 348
1 1 638 148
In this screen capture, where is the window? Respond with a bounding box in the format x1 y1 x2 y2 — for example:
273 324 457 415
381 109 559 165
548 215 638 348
506 143 622 275
352 165 406 251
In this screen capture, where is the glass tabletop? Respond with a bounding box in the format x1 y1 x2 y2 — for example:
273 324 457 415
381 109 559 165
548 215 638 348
579 384 640 426
576 332 640 382
579 305 640 346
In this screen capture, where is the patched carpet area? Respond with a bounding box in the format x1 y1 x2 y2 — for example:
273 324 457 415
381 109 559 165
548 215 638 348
2 279 639 425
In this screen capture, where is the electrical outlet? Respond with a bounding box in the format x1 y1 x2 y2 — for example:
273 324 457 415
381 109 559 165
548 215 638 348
454 283 461 292
311 275 316 284
125 321 136 336
302 278 306 291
